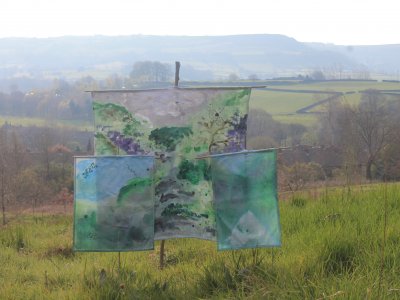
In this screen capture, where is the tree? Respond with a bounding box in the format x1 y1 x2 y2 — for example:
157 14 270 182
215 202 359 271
129 61 172 82
34 127 55 180
248 74 259 81
228 73 239 81
381 97 400 179
49 144 72 181
247 109 306 148
15 168 50 215
318 90 398 180
9 131 25 174
287 124 307 146
310 70 326 81
351 91 396 179
247 109 285 148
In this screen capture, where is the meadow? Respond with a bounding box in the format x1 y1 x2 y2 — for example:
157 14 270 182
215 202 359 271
0 115 93 131
1 183 399 299
251 80 400 125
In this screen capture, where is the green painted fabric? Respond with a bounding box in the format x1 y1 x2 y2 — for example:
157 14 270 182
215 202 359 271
73 156 154 251
92 88 251 240
211 150 281 250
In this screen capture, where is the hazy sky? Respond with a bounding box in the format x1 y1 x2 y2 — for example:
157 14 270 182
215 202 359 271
1 0 398 45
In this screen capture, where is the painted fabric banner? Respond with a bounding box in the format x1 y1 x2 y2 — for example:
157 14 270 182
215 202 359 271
74 156 155 251
210 150 281 250
92 88 251 240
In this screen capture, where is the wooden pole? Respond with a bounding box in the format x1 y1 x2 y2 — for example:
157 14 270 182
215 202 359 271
159 240 165 269
160 61 180 270
118 251 121 276
378 181 388 299
174 61 180 87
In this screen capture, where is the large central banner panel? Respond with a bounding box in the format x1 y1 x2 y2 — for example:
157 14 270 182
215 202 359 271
92 88 251 240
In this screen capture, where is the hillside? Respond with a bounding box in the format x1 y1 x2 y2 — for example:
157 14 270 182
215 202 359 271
0 34 361 82
307 42 400 74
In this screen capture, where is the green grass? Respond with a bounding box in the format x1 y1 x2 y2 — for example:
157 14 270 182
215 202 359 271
310 92 400 113
1 183 399 299
250 81 400 125
280 81 400 92
250 90 322 114
0 115 93 130
249 89 324 125
308 94 361 113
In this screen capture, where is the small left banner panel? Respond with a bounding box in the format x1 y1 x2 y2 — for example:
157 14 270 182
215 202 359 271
73 156 155 252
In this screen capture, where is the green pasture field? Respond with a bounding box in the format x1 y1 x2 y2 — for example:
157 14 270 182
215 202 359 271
0 115 93 131
310 92 400 113
250 89 322 114
1 183 399 299
278 81 400 92
308 94 360 113
250 81 400 124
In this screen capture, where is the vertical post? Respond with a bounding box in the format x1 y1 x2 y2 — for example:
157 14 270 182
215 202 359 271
159 61 181 270
378 181 388 298
118 251 121 276
174 61 181 87
159 240 165 269
1 167 5 225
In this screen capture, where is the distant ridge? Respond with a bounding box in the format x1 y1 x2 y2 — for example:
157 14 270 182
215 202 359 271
0 34 397 85
306 42 400 73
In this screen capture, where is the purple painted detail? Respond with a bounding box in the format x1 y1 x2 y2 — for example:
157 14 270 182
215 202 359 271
223 114 247 153
106 131 146 154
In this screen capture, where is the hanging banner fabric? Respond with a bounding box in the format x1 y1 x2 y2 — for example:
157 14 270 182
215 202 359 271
73 156 155 251
210 150 281 250
92 88 251 240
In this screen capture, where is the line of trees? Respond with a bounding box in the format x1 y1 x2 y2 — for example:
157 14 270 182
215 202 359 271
129 61 172 82
0 126 82 224
0 61 175 121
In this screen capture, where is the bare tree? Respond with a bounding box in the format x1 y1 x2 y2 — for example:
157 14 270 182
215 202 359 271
319 90 396 180
351 91 395 179
15 168 51 215
10 131 25 174
35 127 55 180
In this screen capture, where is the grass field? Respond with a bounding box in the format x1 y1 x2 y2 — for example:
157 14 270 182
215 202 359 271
1 183 399 299
278 81 400 92
250 90 323 114
0 115 93 131
251 81 400 124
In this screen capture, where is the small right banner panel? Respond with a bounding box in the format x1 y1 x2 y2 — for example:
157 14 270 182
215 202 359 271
211 150 281 250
